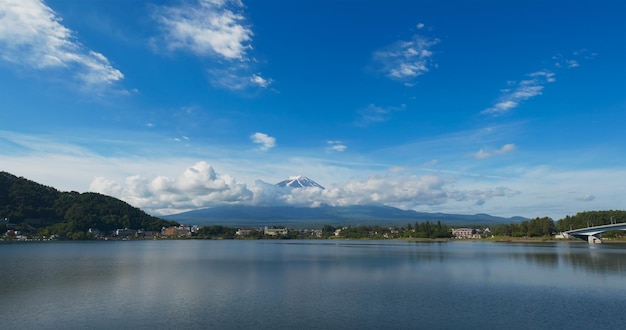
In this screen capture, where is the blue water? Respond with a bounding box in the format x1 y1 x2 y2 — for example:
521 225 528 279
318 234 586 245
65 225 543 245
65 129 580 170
1 240 625 329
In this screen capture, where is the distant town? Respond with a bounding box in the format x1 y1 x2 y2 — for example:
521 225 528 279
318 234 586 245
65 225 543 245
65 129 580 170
3 222 489 241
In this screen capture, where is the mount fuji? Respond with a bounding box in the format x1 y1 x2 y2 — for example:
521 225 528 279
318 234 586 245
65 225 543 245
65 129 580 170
163 175 527 228
165 205 526 229
276 175 325 189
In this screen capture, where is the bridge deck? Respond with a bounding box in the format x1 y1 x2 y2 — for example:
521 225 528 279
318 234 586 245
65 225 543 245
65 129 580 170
562 223 626 243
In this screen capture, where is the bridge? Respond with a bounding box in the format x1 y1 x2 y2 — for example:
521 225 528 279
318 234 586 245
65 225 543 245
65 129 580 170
560 222 626 243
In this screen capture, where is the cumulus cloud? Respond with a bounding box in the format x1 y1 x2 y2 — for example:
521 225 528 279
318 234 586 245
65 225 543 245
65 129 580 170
90 161 253 215
329 174 449 206
474 143 516 159
373 27 439 83
251 132 276 151
89 162 518 215
252 174 509 209
255 173 518 210
0 0 123 86
481 71 555 115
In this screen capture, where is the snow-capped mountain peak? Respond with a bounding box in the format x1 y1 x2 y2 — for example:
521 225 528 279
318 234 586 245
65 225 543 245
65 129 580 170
276 175 325 189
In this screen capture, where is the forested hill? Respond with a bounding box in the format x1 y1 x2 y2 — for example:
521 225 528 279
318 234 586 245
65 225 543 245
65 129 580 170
556 210 626 231
0 171 176 235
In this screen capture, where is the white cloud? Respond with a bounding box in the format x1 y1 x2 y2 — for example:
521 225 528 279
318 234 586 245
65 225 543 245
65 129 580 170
154 0 272 91
481 71 555 115
83 158 521 216
155 0 252 60
3 131 625 220
474 143 516 159
251 132 276 151
249 173 518 211
327 140 347 152
29 153 626 219
90 161 253 215
374 29 439 82
496 143 516 154
250 73 271 88
481 49 597 115
0 0 123 86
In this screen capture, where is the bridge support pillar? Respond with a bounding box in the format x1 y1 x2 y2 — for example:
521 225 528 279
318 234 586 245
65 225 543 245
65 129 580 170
587 235 602 244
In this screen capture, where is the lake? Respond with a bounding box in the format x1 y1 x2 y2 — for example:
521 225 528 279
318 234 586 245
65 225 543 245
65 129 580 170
1 240 625 329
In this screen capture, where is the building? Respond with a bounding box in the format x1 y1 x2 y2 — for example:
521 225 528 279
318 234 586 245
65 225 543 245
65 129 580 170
115 228 137 237
161 225 194 237
236 228 254 236
264 226 288 236
451 228 481 239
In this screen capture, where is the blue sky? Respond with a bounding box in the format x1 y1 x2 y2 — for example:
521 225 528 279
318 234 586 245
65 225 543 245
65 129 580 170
1 0 625 220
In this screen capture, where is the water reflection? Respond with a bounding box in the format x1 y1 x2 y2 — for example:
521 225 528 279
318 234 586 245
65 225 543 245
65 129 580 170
1 240 625 329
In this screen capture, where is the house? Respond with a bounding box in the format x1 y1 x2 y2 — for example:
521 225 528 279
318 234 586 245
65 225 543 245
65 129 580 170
115 228 137 237
264 226 288 236
451 228 481 239
236 228 254 236
136 229 158 239
161 225 193 237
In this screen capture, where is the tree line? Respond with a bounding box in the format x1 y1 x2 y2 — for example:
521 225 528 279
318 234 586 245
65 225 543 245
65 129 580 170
1 172 177 239
556 210 626 231
489 211 626 238
491 217 555 237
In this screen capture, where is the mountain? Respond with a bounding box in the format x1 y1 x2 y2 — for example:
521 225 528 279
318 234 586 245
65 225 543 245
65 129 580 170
0 171 176 235
164 204 526 228
276 175 325 189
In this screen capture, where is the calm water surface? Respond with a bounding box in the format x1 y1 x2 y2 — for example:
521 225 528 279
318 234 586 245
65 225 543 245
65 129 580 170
1 240 625 329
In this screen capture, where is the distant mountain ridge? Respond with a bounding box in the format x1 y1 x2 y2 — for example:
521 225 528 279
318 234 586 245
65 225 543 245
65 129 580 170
164 204 527 228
